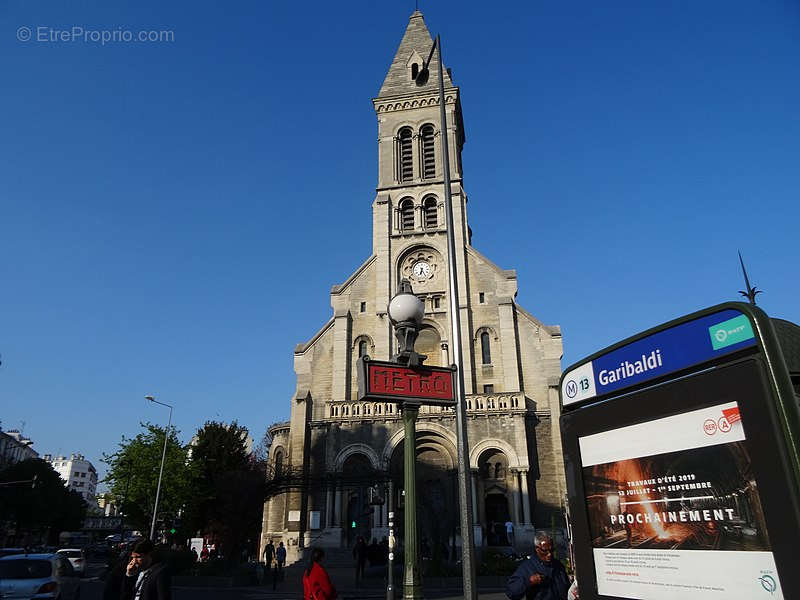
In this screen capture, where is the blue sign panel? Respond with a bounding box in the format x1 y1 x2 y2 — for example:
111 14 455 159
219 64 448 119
562 308 756 406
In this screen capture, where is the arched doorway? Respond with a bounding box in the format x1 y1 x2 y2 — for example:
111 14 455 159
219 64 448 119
477 448 511 545
389 429 458 562
342 454 375 547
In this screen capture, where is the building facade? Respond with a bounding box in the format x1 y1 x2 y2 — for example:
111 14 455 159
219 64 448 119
260 11 565 563
0 429 38 468
45 453 98 504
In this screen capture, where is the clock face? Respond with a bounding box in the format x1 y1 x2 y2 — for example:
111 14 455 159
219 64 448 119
412 261 432 280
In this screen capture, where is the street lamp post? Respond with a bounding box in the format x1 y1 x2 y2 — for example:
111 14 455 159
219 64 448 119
387 280 426 600
416 35 478 599
145 395 173 541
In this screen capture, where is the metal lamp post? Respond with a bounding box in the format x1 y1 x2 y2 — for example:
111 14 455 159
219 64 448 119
145 394 173 541
416 35 478 600
387 280 425 600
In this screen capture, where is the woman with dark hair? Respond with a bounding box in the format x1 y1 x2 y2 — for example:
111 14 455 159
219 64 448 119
303 548 337 600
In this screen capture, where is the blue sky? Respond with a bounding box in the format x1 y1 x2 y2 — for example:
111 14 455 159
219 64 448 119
2 1 798 486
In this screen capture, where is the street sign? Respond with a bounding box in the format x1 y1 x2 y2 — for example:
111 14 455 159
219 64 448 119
559 302 800 600
357 356 457 406
561 308 756 408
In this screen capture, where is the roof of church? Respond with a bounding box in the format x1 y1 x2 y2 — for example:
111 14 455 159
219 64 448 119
377 10 455 98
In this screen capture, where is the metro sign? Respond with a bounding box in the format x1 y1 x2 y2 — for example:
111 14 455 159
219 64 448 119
357 357 457 406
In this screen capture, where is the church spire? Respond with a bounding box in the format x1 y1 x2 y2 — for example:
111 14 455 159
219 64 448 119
377 11 454 98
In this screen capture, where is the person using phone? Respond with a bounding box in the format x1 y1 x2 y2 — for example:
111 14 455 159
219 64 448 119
120 539 171 600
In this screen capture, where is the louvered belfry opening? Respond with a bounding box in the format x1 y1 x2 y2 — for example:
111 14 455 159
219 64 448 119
423 196 438 229
400 198 415 231
398 127 413 181
420 124 436 179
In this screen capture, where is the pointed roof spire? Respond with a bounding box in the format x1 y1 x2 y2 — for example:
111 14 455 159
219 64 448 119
738 250 762 305
377 11 454 98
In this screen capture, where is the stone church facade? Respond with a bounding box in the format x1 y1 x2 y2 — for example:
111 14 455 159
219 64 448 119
260 11 565 563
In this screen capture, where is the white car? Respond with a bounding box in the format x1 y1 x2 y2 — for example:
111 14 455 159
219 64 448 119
0 553 80 599
56 548 86 576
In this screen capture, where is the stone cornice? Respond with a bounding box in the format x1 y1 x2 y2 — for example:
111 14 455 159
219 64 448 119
373 88 459 114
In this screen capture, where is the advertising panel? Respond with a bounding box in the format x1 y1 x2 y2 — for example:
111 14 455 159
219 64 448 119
578 401 783 599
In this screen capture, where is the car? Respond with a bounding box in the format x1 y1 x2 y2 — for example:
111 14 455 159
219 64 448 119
0 547 26 559
56 548 86 576
0 553 81 599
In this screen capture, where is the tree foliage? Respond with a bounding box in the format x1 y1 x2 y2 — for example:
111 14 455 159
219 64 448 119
102 422 190 534
183 421 266 559
0 458 86 544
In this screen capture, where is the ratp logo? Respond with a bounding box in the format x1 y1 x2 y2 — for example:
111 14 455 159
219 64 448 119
758 574 777 594
714 328 727 343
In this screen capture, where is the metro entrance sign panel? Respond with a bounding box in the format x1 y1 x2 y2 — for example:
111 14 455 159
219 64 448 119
558 302 800 600
561 308 757 408
357 357 456 406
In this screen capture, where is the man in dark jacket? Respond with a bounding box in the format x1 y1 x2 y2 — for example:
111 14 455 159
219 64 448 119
505 533 570 600
120 539 171 600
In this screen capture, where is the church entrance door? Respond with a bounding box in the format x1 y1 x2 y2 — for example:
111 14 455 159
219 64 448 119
485 493 510 545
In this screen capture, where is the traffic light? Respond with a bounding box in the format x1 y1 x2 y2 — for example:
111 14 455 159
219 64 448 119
351 521 356 529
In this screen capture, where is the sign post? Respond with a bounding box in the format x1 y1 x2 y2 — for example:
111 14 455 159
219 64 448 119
359 355 456 600
559 302 800 600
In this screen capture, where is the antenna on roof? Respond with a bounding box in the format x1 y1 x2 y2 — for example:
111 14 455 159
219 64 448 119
738 251 762 305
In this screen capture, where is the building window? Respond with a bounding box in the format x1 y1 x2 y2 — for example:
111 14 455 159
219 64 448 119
420 124 436 179
358 340 368 358
481 332 491 365
483 384 494 394
433 296 441 309
411 63 419 80
360 302 366 313
423 196 437 229
397 127 413 182
479 292 485 304
400 198 415 231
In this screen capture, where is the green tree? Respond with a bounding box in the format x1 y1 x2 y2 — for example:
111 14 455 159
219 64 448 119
183 421 266 560
102 422 190 535
0 458 86 545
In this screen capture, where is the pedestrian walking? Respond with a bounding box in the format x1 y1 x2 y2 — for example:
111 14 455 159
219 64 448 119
505 519 515 547
505 532 570 600
303 547 337 600
352 536 368 585
200 546 209 562
263 540 275 569
119 538 172 600
275 541 287 579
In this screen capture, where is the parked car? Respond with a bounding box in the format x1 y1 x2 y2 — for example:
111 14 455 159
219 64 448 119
0 548 25 559
0 553 80 599
56 548 87 576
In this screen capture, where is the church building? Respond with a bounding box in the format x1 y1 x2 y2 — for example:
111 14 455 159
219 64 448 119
260 11 565 563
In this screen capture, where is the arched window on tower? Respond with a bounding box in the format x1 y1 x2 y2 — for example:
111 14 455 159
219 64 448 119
358 340 368 358
481 331 492 365
274 450 283 479
423 196 438 229
420 124 436 179
411 63 419 80
400 198 415 231
397 127 413 182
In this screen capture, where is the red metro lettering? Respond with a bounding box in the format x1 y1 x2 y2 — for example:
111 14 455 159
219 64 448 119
368 364 453 400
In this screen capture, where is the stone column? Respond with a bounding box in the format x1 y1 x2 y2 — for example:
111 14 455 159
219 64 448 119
510 470 522 524
335 481 342 527
519 470 531 525
325 485 333 528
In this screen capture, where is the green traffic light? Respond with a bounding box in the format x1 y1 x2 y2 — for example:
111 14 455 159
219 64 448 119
351 521 356 528
170 528 176 534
